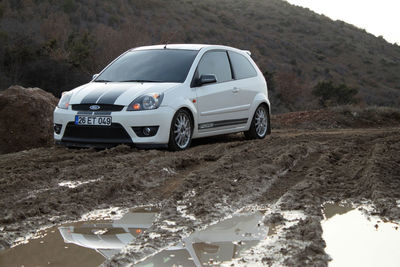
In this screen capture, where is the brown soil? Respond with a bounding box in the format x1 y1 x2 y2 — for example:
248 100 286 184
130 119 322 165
1 127 400 266
272 106 400 129
0 85 58 154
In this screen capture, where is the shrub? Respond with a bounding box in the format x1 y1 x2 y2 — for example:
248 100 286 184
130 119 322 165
312 81 359 107
62 0 77 13
0 3 4 18
263 71 275 91
66 32 96 71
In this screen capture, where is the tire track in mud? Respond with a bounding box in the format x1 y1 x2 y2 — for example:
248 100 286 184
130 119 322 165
155 138 266 198
106 140 319 266
258 151 322 204
351 135 400 219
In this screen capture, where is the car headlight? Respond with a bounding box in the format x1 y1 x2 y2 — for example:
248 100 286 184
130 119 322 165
127 93 164 111
57 92 72 109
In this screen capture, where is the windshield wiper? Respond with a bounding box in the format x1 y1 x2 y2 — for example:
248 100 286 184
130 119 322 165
94 79 112 82
119 80 163 83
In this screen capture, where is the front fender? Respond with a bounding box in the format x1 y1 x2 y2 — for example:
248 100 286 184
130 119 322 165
165 97 198 131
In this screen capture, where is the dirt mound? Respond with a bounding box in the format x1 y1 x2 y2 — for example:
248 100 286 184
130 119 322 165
0 85 58 154
272 109 337 129
272 106 400 129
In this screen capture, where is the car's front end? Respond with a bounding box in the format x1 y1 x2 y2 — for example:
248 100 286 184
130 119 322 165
54 84 176 148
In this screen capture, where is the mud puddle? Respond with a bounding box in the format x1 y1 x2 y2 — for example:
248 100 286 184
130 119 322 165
322 203 400 267
0 207 272 267
0 207 158 267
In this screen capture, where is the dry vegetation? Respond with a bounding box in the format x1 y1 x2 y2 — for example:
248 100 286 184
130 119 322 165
0 0 399 112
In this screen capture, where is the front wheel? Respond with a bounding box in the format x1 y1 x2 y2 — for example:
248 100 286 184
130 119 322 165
244 104 270 140
168 109 193 151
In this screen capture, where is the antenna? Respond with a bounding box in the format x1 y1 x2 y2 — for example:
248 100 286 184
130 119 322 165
164 31 178 49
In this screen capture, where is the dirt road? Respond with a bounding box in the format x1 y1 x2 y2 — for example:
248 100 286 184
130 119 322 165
1 127 400 266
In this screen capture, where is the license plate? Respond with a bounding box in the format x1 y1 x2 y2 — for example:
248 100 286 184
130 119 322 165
74 115 112 126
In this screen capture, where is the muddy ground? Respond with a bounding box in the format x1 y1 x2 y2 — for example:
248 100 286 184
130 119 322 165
1 127 400 266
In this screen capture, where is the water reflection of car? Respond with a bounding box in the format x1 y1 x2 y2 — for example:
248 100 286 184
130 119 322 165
138 212 267 267
58 209 268 266
59 208 157 259
54 44 270 151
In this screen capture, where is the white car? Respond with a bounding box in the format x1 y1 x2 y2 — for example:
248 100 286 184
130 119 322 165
54 44 270 150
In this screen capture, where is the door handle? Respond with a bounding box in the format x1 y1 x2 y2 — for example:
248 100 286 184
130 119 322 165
232 87 240 93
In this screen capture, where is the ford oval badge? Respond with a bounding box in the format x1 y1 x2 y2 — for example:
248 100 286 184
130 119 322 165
89 105 101 111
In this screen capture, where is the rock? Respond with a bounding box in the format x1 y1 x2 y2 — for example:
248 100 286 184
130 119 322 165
0 85 58 154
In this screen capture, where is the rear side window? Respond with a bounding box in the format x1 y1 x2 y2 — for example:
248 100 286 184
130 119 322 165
228 51 257 80
196 51 232 83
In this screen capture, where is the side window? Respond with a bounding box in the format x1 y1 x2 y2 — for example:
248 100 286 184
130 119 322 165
228 51 257 80
196 51 232 83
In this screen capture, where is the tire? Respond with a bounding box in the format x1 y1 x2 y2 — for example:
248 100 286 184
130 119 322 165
244 104 270 140
168 109 193 151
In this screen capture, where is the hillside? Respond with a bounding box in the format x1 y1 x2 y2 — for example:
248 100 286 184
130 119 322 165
0 0 399 113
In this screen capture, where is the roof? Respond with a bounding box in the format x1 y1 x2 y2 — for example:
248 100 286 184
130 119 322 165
132 44 212 51
132 44 251 53
130 44 252 57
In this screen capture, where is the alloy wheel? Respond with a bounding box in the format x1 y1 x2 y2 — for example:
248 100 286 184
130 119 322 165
255 106 267 137
173 113 192 149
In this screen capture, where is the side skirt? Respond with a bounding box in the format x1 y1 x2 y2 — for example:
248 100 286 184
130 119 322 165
198 118 248 130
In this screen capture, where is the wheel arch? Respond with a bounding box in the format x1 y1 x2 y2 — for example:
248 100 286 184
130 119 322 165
177 106 195 130
247 94 271 130
168 104 197 138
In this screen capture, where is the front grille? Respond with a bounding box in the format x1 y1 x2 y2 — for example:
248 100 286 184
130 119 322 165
71 104 124 112
62 122 132 144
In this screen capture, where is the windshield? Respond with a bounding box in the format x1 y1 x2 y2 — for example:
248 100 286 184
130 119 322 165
95 49 198 83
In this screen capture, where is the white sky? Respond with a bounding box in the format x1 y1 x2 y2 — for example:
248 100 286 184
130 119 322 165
285 0 400 44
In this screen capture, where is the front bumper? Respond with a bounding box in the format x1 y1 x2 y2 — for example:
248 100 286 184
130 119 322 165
53 106 175 147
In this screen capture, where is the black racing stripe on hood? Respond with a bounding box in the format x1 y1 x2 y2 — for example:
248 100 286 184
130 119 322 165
80 87 109 104
96 88 127 104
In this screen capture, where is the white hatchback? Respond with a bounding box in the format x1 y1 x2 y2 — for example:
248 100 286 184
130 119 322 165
54 44 271 150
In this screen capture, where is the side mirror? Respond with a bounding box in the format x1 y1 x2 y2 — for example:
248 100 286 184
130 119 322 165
198 74 217 86
92 74 99 80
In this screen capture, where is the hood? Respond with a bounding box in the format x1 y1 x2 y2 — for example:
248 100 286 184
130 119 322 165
69 82 180 106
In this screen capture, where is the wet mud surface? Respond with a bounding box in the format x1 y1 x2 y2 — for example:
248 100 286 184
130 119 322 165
1 127 400 266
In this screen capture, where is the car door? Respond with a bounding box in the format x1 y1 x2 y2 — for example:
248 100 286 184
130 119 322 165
193 50 247 132
227 50 259 119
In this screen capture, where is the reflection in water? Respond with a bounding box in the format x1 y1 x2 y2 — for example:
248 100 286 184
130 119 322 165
0 207 157 267
59 207 158 259
0 224 105 267
137 212 268 266
322 203 400 267
0 208 269 267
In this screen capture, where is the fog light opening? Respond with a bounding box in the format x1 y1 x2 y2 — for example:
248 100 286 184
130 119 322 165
132 126 159 137
54 124 62 134
143 127 151 136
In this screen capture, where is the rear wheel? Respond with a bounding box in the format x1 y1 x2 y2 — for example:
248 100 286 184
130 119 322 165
244 104 270 140
168 109 193 151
